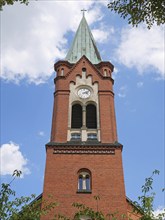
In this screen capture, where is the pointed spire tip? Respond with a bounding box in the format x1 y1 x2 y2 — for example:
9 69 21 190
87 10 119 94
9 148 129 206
65 10 102 64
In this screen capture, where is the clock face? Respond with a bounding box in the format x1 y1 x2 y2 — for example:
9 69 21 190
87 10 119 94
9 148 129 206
78 88 91 99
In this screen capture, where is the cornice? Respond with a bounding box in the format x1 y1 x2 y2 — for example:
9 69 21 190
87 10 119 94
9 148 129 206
46 141 123 148
45 142 123 154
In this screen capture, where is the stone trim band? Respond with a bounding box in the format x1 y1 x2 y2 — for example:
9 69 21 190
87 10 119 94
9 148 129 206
53 148 115 155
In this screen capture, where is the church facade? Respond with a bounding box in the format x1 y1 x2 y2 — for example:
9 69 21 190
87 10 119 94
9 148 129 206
41 14 141 220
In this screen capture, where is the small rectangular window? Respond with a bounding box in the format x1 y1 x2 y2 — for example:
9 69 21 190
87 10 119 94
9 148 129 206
104 69 107 76
87 133 97 140
61 68 64 76
71 133 81 141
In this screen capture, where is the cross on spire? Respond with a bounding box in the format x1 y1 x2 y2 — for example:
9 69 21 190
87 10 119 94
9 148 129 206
81 9 87 17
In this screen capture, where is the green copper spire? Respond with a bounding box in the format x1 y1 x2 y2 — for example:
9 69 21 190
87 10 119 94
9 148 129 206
65 13 102 64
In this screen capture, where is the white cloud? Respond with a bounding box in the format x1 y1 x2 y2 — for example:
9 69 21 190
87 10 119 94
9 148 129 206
38 131 45 137
118 85 127 98
114 67 119 74
92 29 109 43
92 26 114 44
111 67 119 80
115 25 164 79
0 141 30 177
137 81 144 88
1 1 107 85
154 207 165 219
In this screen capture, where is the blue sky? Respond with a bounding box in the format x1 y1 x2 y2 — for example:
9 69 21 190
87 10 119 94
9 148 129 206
1 0 164 213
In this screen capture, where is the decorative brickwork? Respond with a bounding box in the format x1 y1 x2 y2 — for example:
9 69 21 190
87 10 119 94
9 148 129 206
41 56 127 219
42 15 128 220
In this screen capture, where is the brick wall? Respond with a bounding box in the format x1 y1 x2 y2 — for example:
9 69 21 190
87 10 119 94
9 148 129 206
42 56 127 219
41 147 127 219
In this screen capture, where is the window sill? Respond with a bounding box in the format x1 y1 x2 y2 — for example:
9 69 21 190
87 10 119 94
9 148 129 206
77 190 92 194
70 138 81 141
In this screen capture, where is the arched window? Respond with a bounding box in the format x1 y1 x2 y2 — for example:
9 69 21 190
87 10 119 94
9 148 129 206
61 68 64 76
71 104 82 128
86 104 97 129
104 69 107 76
77 216 91 220
78 175 83 190
78 169 91 192
86 175 90 191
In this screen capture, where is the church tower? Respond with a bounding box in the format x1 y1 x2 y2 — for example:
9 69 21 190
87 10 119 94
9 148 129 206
42 13 127 219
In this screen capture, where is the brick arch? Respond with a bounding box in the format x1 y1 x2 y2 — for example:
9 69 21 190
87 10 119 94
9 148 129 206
77 168 91 175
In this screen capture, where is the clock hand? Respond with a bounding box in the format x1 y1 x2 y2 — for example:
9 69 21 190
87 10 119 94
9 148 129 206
83 91 89 94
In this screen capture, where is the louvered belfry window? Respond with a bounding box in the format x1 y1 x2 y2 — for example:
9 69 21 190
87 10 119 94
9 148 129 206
71 104 82 128
86 104 97 129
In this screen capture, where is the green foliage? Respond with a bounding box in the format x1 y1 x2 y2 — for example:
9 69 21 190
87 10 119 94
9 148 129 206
1 169 165 220
0 170 57 220
0 0 29 10
72 196 128 220
134 170 165 220
53 214 71 220
73 202 106 220
108 0 165 29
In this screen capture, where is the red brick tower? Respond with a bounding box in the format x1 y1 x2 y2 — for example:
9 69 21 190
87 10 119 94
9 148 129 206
42 13 127 219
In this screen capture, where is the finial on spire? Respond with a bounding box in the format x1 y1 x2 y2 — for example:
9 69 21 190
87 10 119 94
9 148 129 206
81 9 87 17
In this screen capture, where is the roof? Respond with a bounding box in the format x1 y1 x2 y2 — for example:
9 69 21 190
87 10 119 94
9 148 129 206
65 14 102 64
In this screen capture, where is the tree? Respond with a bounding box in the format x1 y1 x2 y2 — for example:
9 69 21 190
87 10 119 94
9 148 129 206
0 170 57 220
0 0 29 11
108 0 165 29
134 170 165 220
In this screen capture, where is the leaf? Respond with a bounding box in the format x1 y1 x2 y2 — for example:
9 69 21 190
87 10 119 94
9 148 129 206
107 0 165 28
